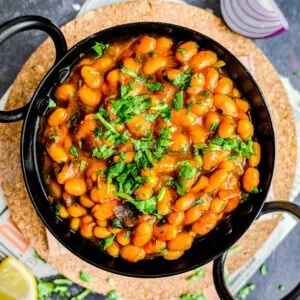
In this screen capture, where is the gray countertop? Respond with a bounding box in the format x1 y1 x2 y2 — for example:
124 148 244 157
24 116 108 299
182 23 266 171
0 0 299 299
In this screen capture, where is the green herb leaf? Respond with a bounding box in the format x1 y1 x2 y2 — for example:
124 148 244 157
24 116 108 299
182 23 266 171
92 145 115 159
126 196 157 214
278 284 285 291
121 66 140 79
173 91 184 110
251 187 262 194
125 230 131 240
260 264 268 276
157 248 167 255
293 71 300 76
201 91 211 99
33 250 46 263
157 187 167 202
53 285 71 297
92 42 109 58
37 279 55 299
210 122 218 131
187 103 193 114
178 161 197 179
144 81 164 92
100 234 116 250
179 292 206 300
94 109 119 135
196 100 202 104
79 271 91 282
186 267 205 283
151 103 172 121
93 127 102 137
172 70 192 90
70 145 79 157
53 278 73 286
55 204 60 216
237 283 256 300
193 197 205 207
177 48 187 57
107 289 119 300
48 99 56 109
174 179 186 196
241 192 250 203
71 289 90 300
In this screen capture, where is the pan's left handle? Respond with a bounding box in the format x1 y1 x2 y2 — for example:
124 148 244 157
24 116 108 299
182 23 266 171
213 201 300 300
0 15 67 123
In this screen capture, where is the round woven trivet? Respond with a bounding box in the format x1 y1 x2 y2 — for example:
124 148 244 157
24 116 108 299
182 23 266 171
0 1 296 299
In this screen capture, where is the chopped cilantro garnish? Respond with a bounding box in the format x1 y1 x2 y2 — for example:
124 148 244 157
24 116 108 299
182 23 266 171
186 267 205 283
144 81 164 92
106 162 126 183
121 66 141 80
196 99 202 104
174 179 186 196
278 284 285 291
201 91 211 99
187 103 193 114
71 289 90 300
241 192 250 203
126 195 157 214
176 48 187 57
55 204 60 216
125 230 131 240
178 161 196 179
92 145 115 159
293 71 300 76
69 145 79 157
153 127 173 159
210 122 218 131
151 103 172 121
93 127 102 137
251 187 262 194
100 234 116 250
237 283 256 300
94 109 119 135
172 70 192 90
107 289 119 300
157 187 167 202
193 197 205 206
173 90 184 110
260 264 268 276
48 99 56 109
179 292 206 300
208 137 255 159
92 42 109 58
79 271 91 282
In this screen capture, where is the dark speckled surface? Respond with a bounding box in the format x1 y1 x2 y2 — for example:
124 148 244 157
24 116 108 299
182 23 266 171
0 1 299 299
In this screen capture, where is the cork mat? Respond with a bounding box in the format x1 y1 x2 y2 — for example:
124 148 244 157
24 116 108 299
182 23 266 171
0 1 297 299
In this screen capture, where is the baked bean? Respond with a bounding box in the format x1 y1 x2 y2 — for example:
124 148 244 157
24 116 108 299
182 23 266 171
65 178 87 196
93 226 112 239
205 68 219 91
219 160 235 172
232 88 241 98
132 222 153 247
113 151 135 163
59 205 69 219
90 183 116 202
188 125 207 144
141 168 158 188
167 212 184 226
243 167 260 192
167 232 193 251
81 214 94 224
49 180 62 199
163 250 184 260
213 94 237 117
171 109 196 127
205 170 229 193
47 145 69 163
184 206 202 225
190 50 218 71
204 111 220 131
203 151 218 171
154 223 177 241
248 142 261 167
175 41 198 63
224 196 240 213
93 56 114 72
210 197 227 213
80 222 95 238
134 36 156 54
120 245 146 262
70 217 80 231
215 77 233 95
67 203 87 217
78 84 101 107
134 185 153 200
107 69 120 86
218 122 235 138
48 108 68 126
81 66 102 89
126 115 151 137
155 37 173 54
92 200 119 221
107 242 120 257
169 132 188 151
79 195 95 208
237 119 254 141
236 99 250 113
143 56 167 75
191 176 209 193
144 239 166 254
117 230 131 246
154 155 177 174
173 193 195 211
192 213 218 235
54 83 76 101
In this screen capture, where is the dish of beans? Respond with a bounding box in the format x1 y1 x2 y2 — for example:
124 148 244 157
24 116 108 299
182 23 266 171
41 34 261 262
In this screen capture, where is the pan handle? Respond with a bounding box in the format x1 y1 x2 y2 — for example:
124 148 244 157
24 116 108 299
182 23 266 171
213 201 300 300
0 16 67 123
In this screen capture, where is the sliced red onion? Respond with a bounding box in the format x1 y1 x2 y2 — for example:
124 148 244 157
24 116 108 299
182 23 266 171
220 0 289 39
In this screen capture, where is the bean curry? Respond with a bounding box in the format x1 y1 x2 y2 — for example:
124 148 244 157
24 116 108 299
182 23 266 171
41 35 261 262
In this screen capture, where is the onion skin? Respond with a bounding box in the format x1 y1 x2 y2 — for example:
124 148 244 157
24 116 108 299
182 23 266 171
220 0 288 39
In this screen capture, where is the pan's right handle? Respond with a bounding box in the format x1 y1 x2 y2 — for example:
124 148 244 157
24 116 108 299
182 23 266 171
0 15 68 123
213 201 300 300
